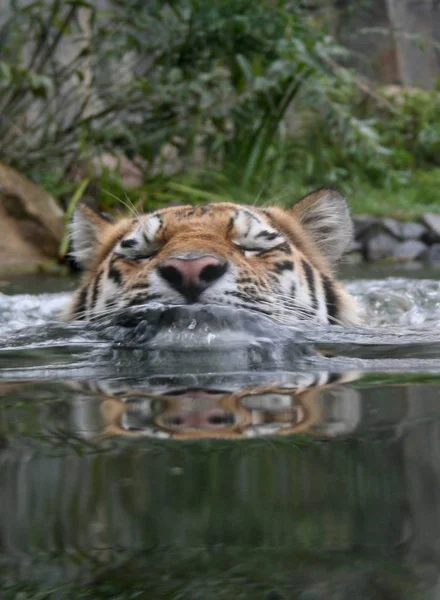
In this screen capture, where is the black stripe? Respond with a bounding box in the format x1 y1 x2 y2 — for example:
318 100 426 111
302 260 317 312
126 293 162 307
253 246 280 257
276 242 292 255
327 372 341 384
108 265 123 286
256 230 280 241
74 287 88 320
120 238 137 249
274 260 293 274
90 271 103 310
130 281 151 290
253 242 291 257
322 275 339 324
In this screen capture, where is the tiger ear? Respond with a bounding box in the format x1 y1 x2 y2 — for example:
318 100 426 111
291 188 353 263
69 205 111 268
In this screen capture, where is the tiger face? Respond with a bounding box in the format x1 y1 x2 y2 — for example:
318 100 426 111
66 188 358 324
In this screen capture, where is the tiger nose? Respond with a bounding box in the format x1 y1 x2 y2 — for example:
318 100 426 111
157 256 228 301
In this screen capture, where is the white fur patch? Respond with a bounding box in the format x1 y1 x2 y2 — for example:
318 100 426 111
232 209 284 251
94 278 123 316
312 272 329 324
115 214 163 259
70 211 100 267
141 214 163 242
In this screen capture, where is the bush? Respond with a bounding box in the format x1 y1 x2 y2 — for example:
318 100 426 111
1 0 439 217
0 3 379 197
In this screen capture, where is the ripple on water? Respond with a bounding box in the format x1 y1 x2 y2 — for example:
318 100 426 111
0 278 439 378
348 277 440 328
0 291 71 334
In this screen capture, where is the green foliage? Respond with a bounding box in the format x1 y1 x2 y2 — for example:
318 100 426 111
377 88 440 171
0 0 439 218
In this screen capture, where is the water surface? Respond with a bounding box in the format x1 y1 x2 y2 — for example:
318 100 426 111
1 269 440 599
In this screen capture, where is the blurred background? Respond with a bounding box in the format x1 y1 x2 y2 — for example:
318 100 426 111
0 0 440 272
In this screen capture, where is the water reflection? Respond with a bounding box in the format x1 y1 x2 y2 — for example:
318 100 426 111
1 373 440 597
96 373 360 439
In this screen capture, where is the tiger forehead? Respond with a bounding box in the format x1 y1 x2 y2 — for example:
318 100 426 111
143 204 274 239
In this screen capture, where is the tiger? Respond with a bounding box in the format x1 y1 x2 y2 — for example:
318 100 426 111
65 187 358 325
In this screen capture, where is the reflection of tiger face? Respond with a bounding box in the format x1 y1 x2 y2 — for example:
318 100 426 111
66 188 358 324
96 372 361 440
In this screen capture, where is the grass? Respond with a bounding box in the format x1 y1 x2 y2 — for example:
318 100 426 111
146 169 440 221
44 152 440 223
348 170 440 220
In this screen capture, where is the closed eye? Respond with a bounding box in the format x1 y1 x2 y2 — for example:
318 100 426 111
234 242 286 257
235 245 264 254
115 249 159 262
115 238 159 261
124 251 158 261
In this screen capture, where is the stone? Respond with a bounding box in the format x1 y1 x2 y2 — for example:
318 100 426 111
422 213 440 242
400 221 427 240
0 163 64 268
71 152 148 189
424 243 440 264
346 239 363 253
353 215 377 238
392 240 427 261
380 217 403 239
364 230 398 261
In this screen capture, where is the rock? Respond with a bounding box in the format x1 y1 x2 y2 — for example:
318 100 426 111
0 163 64 268
380 217 403 239
424 244 440 264
377 217 427 241
392 240 427 261
346 239 363 254
364 230 398 261
422 213 440 242
353 215 377 238
71 152 148 189
401 222 427 240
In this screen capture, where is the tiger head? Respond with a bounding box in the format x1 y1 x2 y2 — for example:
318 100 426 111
65 188 358 324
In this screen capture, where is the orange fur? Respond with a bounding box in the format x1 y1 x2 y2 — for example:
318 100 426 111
66 191 359 325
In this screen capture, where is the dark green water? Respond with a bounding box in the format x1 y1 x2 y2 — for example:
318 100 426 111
1 270 440 599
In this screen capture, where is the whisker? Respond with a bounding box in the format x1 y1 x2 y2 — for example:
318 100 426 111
68 301 123 322
101 189 142 223
269 291 349 326
123 190 143 220
223 293 324 325
255 298 327 326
